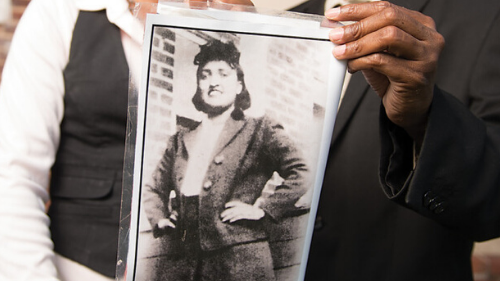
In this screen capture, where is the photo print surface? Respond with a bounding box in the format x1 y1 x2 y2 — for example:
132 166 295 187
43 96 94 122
121 12 345 281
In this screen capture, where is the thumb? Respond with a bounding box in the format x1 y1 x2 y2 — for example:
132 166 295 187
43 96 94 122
361 69 389 99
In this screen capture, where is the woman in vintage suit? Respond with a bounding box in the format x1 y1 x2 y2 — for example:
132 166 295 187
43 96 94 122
143 40 309 281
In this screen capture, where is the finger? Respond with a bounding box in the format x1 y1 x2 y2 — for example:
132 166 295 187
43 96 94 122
158 219 176 229
401 8 437 30
169 213 178 222
220 212 231 222
220 209 231 219
348 53 436 102
333 26 424 60
229 215 244 223
325 2 388 22
221 211 241 222
359 69 390 99
326 2 432 28
347 52 432 89
320 17 344 29
166 220 176 228
327 2 436 43
220 207 240 220
348 54 434 130
224 201 244 208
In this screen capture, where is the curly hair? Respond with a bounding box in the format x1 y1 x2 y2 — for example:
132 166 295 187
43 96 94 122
191 39 251 118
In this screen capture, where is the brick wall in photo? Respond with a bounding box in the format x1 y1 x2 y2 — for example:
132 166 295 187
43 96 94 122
1 1 500 280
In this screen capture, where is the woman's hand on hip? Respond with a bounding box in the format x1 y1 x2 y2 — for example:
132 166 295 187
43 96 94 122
221 201 265 223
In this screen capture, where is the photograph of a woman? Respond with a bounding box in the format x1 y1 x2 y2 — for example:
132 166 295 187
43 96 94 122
141 39 310 281
125 17 341 279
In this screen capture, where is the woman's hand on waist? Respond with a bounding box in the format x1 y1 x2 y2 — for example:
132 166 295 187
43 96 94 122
220 201 265 223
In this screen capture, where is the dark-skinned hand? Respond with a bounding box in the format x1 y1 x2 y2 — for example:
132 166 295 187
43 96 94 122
326 1 445 146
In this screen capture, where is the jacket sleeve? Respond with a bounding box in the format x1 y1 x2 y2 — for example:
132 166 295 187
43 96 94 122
0 0 77 280
379 10 500 241
142 136 176 235
258 117 310 221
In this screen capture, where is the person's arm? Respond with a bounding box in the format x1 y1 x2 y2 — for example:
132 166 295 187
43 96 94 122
0 0 77 280
142 136 179 238
326 2 443 146
380 10 500 241
257 117 310 221
380 87 500 241
325 1 500 240
220 117 309 223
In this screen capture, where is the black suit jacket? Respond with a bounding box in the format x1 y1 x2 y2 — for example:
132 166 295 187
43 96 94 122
304 1 500 280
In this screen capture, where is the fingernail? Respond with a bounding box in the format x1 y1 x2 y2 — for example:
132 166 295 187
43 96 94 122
333 45 346 57
325 7 340 19
329 27 344 41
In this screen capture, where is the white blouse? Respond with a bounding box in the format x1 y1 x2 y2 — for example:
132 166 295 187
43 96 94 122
180 109 232 196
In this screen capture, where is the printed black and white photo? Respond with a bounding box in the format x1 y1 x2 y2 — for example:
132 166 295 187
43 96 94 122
120 11 346 281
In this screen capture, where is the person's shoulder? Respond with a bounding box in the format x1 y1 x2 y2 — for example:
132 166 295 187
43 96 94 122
244 114 285 132
262 114 285 130
27 0 77 16
19 0 78 33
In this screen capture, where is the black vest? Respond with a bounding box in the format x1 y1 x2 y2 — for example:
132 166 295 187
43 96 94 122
48 10 129 277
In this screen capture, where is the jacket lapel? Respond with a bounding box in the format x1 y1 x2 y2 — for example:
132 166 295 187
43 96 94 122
178 115 246 160
179 123 200 157
213 116 247 156
330 0 430 146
